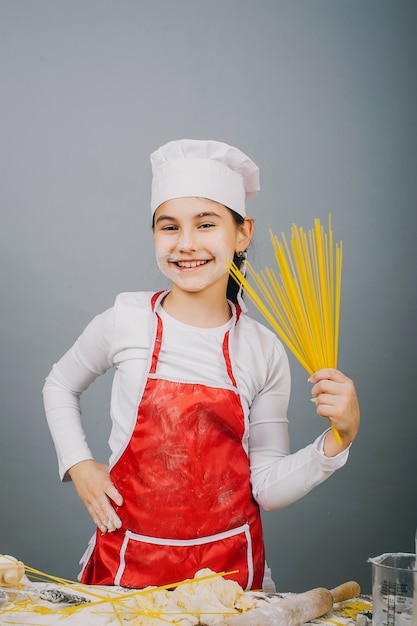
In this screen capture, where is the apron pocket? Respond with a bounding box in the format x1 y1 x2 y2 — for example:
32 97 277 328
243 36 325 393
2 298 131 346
115 524 254 589
77 532 97 581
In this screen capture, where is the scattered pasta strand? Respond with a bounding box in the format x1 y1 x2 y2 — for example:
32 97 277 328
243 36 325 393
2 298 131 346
0 557 241 621
230 214 343 444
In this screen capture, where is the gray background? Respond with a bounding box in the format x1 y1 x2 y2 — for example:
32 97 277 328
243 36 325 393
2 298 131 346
1 0 416 595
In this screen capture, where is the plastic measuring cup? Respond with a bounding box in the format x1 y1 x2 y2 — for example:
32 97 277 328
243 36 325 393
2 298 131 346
368 553 416 626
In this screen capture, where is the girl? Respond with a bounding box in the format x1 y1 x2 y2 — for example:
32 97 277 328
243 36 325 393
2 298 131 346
42 139 360 591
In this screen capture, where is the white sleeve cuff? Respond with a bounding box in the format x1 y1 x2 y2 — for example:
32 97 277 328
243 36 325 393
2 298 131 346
312 428 350 470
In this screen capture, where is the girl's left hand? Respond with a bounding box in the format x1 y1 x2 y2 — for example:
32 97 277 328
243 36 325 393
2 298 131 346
309 368 360 457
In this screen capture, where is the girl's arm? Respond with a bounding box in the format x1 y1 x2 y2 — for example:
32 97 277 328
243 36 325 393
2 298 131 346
42 308 123 532
248 343 359 512
42 308 114 479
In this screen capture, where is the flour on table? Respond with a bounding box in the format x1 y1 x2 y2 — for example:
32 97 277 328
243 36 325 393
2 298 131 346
130 569 256 626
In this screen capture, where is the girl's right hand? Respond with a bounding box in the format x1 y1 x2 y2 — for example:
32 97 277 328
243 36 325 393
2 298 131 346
68 459 123 534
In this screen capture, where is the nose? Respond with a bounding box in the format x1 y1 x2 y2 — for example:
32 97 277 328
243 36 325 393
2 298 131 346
177 228 196 252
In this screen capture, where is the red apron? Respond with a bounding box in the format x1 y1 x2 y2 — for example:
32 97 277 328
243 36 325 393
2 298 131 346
80 292 265 590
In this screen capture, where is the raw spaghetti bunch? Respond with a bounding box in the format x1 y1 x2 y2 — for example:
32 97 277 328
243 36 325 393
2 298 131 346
229 214 343 444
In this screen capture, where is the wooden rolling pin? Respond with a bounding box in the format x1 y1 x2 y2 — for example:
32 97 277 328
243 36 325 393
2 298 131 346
217 580 361 626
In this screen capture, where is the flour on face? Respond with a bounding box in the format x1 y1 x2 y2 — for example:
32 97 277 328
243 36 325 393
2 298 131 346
153 198 240 296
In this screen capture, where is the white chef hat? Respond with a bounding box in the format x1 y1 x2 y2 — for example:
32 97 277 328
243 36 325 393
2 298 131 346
150 139 260 217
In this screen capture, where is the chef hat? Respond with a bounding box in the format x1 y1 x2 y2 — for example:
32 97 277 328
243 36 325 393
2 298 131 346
150 139 260 217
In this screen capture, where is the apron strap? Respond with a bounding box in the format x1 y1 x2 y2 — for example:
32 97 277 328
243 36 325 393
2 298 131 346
151 291 165 311
149 313 163 375
149 293 242 386
222 330 237 388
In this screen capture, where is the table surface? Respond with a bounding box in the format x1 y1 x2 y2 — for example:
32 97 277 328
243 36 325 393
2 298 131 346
0 582 373 626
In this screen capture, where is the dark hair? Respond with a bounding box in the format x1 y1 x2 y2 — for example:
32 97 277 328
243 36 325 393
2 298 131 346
226 209 246 305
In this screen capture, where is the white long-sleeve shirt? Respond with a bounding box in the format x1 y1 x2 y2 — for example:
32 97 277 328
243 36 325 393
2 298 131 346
42 291 348 511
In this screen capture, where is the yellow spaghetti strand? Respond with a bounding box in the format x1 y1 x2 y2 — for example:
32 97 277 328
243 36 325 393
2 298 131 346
230 214 343 444
0 557 242 623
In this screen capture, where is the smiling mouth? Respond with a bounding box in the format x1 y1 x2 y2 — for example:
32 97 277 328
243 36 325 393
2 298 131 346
173 260 210 268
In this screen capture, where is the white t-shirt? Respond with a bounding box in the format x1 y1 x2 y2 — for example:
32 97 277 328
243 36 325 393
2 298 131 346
42 291 348 511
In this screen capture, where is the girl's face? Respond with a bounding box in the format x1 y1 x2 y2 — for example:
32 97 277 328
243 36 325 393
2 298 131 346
153 197 252 295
